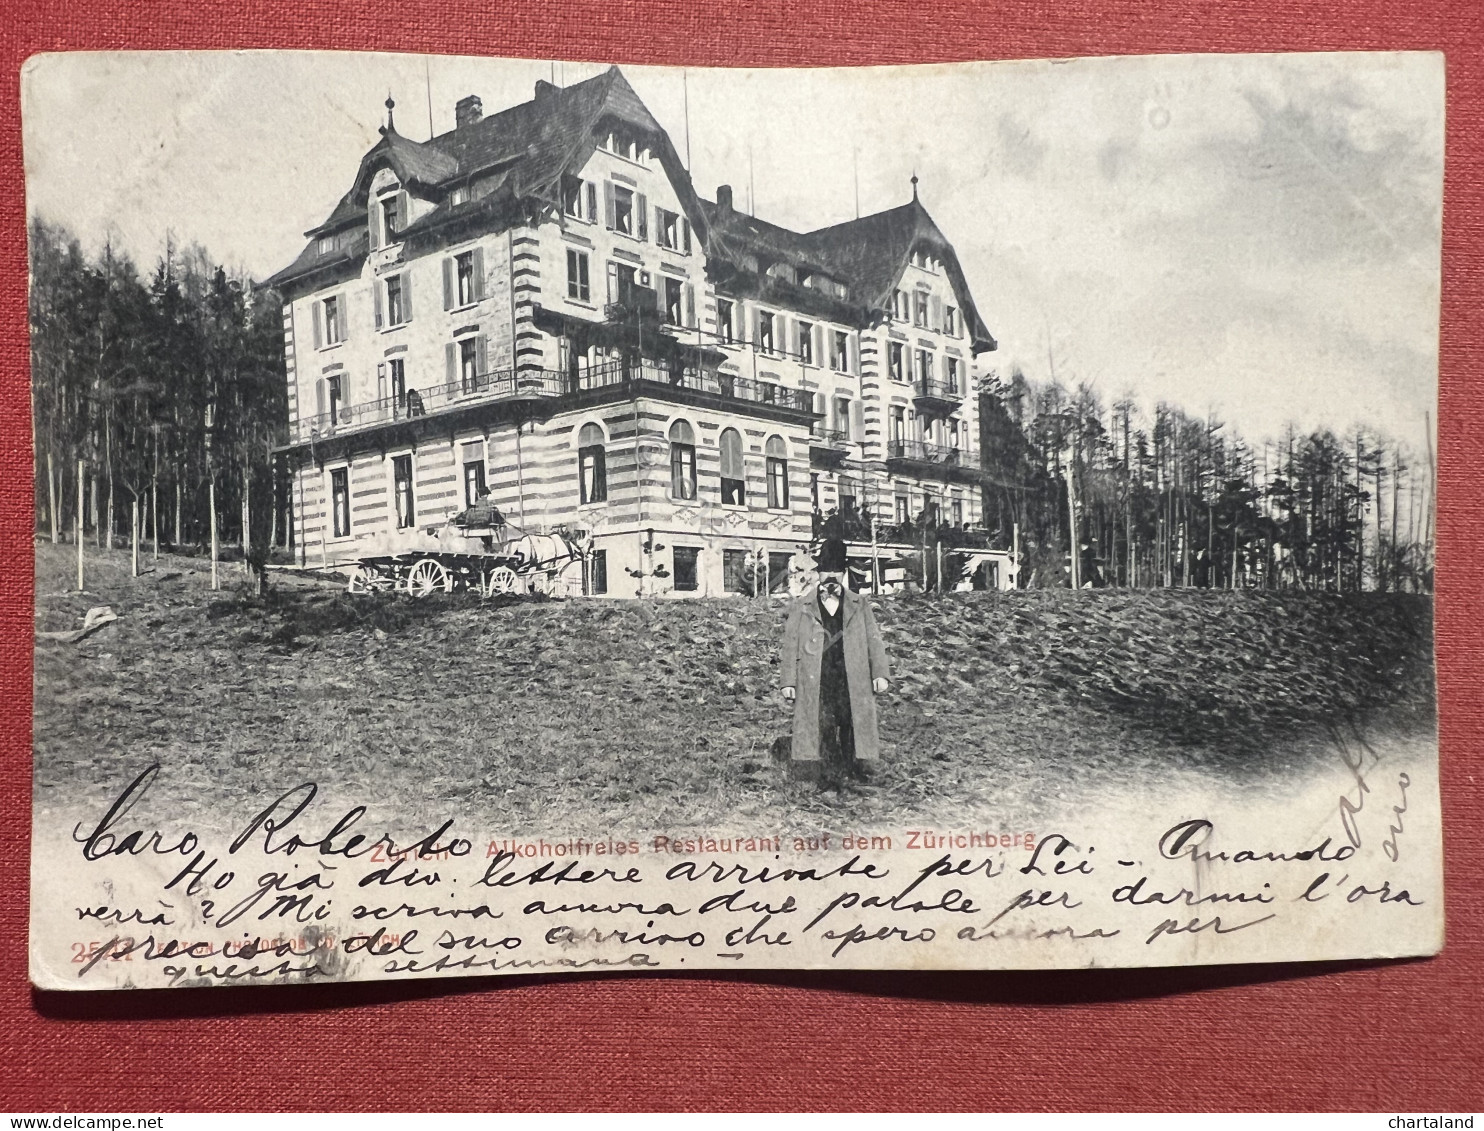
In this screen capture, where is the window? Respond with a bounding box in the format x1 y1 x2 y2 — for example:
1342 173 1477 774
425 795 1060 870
952 497 964 527
757 310 775 354
322 295 343 346
839 485 858 514
723 549 750 594
664 277 684 326
945 356 961 394
831 329 850 373
669 419 696 501
393 454 415 529
456 252 476 306
834 397 852 440
893 290 910 321
603 128 640 161
916 349 934 386
719 428 746 506
388 358 406 408
798 321 814 365
385 274 408 326
717 300 736 343
765 435 788 509
611 184 641 238
450 185 469 207
317 235 334 256
578 422 607 504
888 341 905 382
567 249 591 302
895 495 909 524
327 374 343 425
463 449 487 509
330 467 350 538
914 291 929 328
672 546 700 592
380 195 401 245
944 305 958 336
657 207 691 253
890 405 906 443
459 338 479 392
562 175 596 221
587 548 608 595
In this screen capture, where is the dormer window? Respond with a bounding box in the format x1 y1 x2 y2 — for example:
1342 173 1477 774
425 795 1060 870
317 235 334 256
380 194 401 245
450 186 469 207
602 128 642 162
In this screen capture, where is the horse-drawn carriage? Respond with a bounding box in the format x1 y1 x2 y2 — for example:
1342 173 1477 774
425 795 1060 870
343 505 584 599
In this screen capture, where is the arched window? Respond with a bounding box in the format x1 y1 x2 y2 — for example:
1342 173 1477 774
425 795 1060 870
578 422 606 504
719 428 745 506
669 419 696 501
765 435 789 510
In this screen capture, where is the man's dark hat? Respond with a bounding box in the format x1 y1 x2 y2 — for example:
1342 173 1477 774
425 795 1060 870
815 537 849 573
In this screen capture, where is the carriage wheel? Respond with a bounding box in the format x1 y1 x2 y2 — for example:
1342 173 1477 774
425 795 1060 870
405 558 453 598
483 565 519 597
347 565 373 594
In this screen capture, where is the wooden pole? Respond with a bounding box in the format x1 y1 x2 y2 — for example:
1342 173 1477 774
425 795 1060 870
936 540 944 593
209 477 219 590
131 498 139 578
870 511 880 595
75 460 84 592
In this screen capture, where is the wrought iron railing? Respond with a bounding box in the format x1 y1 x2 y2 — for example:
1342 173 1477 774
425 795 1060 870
916 378 963 401
292 359 816 443
887 439 979 466
809 425 851 447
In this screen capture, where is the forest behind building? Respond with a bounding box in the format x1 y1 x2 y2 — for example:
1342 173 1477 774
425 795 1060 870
27 216 1434 593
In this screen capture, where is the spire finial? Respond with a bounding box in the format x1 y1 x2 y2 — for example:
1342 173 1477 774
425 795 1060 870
385 92 396 132
911 171 919 201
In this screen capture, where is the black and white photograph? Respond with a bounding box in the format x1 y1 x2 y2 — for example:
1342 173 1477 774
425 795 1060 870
24 49 1443 987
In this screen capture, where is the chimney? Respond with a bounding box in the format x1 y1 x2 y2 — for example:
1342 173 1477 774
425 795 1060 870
455 95 483 129
716 184 733 213
535 79 558 101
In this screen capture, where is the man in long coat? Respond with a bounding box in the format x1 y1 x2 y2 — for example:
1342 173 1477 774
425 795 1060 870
779 538 891 786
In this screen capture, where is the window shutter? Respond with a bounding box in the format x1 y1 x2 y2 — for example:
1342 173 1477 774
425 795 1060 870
445 342 457 385
312 301 323 349
750 306 760 348
472 247 486 301
402 271 412 320
851 400 865 440
315 378 326 419
337 293 348 341
367 200 380 252
376 361 387 401
684 283 695 329
814 324 824 366
606 262 619 304
636 194 648 241
476 335 488 377
442 258 454 310
848 333 859 375
604 182 615 229
585 181 597 222
828 331 839 370
399 191 411 236
374 282 384 329
931 295 943 332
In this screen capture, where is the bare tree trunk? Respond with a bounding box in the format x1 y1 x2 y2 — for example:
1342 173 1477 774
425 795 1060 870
47 450 59 544
104 414 114 551
90 473 100 549
174 471 183 549
209 476 219 591
76 460 84 591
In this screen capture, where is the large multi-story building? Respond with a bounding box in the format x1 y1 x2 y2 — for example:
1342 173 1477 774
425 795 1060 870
268 66 998 597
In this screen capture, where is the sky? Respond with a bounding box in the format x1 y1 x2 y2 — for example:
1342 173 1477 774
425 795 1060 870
20 49 1444 456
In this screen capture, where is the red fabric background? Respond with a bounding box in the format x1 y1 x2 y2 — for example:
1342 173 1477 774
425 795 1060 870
1 0 1480 1113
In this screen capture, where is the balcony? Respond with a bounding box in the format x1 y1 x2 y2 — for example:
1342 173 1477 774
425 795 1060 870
571 359 815 416
293 367 564 443
809 424 853 468
913 378 964 418
886 439 982 483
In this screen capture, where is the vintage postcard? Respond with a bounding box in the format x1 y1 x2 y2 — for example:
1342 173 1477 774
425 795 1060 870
23 50 1443 989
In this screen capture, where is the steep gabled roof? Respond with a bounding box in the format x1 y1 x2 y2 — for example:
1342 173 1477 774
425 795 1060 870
801 198 996 353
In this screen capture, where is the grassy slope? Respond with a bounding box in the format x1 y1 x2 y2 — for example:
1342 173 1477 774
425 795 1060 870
31 542 1435 835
